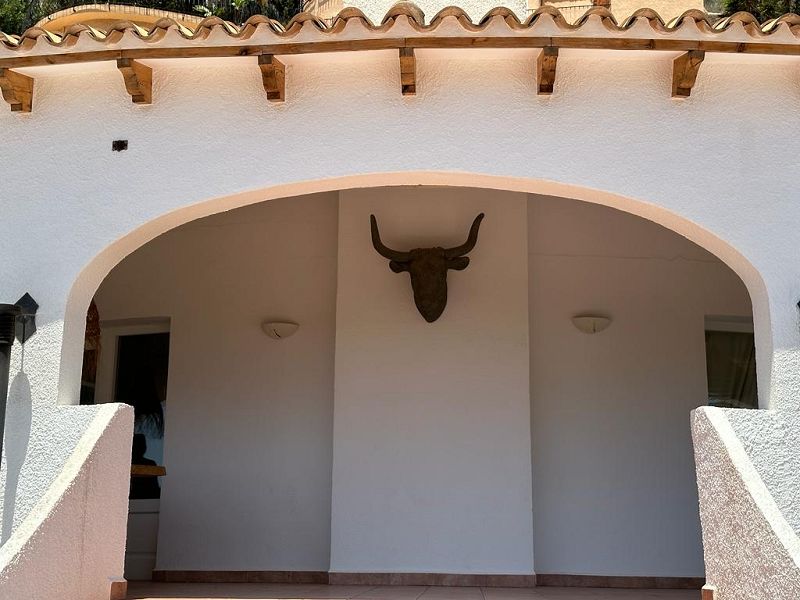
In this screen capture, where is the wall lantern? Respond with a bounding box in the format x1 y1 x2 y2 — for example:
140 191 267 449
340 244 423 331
571 315 612 334
261 321 299 340
15 292 39 343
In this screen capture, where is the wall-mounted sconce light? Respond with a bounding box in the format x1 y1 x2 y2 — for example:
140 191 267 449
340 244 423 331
261 321 299 340
571 315 612 335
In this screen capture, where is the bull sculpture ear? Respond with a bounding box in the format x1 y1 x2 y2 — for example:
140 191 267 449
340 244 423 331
447 257 470 271
390 260 409 273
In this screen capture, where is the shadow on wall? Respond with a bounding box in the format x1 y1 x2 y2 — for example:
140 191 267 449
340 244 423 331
1 372 32 544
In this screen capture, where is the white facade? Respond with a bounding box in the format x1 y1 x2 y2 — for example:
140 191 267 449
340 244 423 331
1 11 800 598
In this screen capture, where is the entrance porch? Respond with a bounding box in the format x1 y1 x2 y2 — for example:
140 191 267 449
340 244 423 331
85 186 757 588
125 583 698 600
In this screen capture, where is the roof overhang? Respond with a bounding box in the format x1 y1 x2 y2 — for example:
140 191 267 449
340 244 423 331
1 3 799 111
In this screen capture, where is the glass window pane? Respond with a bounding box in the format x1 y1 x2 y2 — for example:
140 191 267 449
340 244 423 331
705 330 758 409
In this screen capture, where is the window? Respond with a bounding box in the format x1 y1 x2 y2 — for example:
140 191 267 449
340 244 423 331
704 317 758 409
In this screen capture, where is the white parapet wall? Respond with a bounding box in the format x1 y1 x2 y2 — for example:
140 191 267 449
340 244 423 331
692 407 800 599
0 403 133 600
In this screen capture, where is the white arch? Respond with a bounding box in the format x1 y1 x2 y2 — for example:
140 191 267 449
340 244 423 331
57 171 772 407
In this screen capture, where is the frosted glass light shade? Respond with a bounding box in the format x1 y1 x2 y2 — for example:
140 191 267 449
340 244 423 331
261 321 299 340
571 315 612 334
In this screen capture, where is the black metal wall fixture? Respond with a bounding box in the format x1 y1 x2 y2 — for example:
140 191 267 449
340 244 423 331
0 293 38 460
15 292 39 344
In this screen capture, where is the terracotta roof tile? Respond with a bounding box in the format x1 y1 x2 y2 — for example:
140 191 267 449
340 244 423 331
1 4 799 59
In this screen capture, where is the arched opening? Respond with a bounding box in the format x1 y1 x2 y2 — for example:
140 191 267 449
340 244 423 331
62 175 768 594
59 174 771 412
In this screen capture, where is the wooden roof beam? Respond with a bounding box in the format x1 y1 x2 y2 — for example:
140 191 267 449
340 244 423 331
0 68 33 112
259 54 285 102
537 47 558 95
672 50 705 98
117 58 152 104
400 47 416 96
3 38 800 71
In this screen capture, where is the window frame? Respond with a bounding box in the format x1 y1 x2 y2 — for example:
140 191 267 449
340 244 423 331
94 317 171 406
703 315 758 410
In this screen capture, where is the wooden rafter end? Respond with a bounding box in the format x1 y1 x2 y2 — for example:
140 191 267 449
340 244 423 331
537 47 558 95
400 47 416 95
0 68 33 112
259 54 285 103
672 50 705 98
117 58 152 104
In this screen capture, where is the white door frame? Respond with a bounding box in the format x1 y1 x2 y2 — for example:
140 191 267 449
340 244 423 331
94 317 171 405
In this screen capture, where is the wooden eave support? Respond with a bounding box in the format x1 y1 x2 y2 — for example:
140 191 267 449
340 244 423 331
701 584 717 600
117 58 152 104
537 47 558 95
259 54 285 103
6 37 800 105
400 47 416 95
672 50 705 98
0 68 33 113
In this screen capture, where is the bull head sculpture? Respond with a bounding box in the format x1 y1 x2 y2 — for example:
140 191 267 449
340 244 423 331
370 213 485 323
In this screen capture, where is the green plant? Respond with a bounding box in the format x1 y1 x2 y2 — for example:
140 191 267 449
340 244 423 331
723 0 798 20
0 0 304 34
0 0 31 35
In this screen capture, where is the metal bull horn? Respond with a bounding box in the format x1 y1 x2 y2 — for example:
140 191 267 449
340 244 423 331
370 213 485 322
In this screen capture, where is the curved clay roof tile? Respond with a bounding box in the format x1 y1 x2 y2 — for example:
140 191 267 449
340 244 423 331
2 4 800 55
572 6 619 29
478 7 524 28
383 2 426 24
330 7 375 29
525 6 574 28
0 33 20 48
762 13 800 32
18 27 63 45
285 11 331 31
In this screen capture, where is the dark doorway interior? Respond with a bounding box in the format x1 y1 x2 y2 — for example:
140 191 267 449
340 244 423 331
116 332 170 499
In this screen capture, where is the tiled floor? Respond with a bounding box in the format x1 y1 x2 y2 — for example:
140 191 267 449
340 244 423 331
126 583 700 600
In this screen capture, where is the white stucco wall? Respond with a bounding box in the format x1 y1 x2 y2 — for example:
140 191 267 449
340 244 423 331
330 187 533 574
0 343 109 542
94 193 339 570
1 50 793 417
529 195 751 577
2 44 800 592
0 403 133 600
2 50 795 413
692 407 800 599
725 410 800 539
